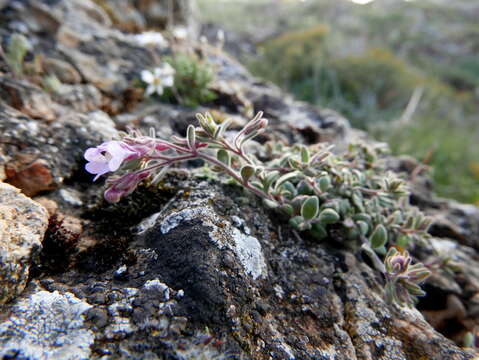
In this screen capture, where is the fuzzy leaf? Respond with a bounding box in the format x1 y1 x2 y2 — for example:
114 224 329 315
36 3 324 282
214 118 232 139
318 176 331 192
370 224 388 249
217 149 230 166
357 220 369 236
187 125 196 149
311 223 327 239
319 208 340 224
240 165 255 183
301 147 310 163
289 215 304 229
301 196 319 221
274 171 299 190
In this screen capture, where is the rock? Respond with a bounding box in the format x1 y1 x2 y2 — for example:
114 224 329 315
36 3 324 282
0 288 95 359
5 157 55 197
428 201 479 249
0 179 471 359
0 182 48 304
100 0 146 33
53 84 103 113
0 103 119 195
42 57 82 84
0 78 57 122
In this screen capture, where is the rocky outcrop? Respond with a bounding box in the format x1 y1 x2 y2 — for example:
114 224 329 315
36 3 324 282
0 0 478 359
0 182 48 304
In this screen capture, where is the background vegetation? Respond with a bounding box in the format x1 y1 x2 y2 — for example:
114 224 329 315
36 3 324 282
197 0 479 204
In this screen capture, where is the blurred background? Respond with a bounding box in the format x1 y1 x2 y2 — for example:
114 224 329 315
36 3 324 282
197 0 479 204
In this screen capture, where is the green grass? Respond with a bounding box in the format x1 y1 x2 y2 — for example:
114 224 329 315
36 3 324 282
198 0 479 204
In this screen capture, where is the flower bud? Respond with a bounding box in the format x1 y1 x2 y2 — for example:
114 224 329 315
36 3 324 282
104 172 149 203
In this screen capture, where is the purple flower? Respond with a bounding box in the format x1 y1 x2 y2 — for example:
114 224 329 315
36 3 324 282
104 172 150 203
84 141 139 181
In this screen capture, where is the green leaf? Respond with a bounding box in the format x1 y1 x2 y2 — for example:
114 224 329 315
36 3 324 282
301 147 310 163
240 165 255 183
370 224 388 249
263 199 278 209
288 158 301 170
301 196 319 221
396 234 410 249
351 191 364 212
214 118 232 139
297 181 313 195
281 181 297 198
353 213 372 225
280 204 294 216
289 215 304 229
319 208 340 224
318 175 331 192
263 171 279 192
187 125 196 149
357 220 369 236
310 223 327 239
274 171 299 190
217 149 230 166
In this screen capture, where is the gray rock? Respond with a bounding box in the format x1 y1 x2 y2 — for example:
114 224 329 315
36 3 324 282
0 182 48 304
0 103 118 196
0 288 95 359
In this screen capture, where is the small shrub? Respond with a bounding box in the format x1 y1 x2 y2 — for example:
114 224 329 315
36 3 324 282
163 54 217 108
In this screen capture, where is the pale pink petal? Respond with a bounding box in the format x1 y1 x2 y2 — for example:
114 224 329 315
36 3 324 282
105 141 132 158
141 70 154 83
84 147 102 161
85 162 110 181
108 156 123 171
85 161 108 174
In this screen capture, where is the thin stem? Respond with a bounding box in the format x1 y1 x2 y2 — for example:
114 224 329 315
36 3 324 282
210 137 253 165
197 151 276 203
136 154 197 175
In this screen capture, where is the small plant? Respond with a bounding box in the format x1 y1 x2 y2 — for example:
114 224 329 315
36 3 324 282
84 112 431 307
3 33 31 77
161 54 217 107
140 55 217 107
383 248 430 306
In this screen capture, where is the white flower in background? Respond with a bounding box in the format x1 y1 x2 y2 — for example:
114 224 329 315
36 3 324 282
133 31 168 48
141 63 175 97
172 26 188 40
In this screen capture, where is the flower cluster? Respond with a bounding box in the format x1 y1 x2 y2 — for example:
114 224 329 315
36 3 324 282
84 111 432 307
384 248 431 306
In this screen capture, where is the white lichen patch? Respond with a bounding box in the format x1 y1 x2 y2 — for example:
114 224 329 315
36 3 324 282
159 203 267 280
0 290 94 360
231 227 266 280
105 288 139 340
144 279 170 301
274 284 284 299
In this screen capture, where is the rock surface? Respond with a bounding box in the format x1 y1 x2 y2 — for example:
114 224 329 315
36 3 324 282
0 182 48 304
0 0 478 359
